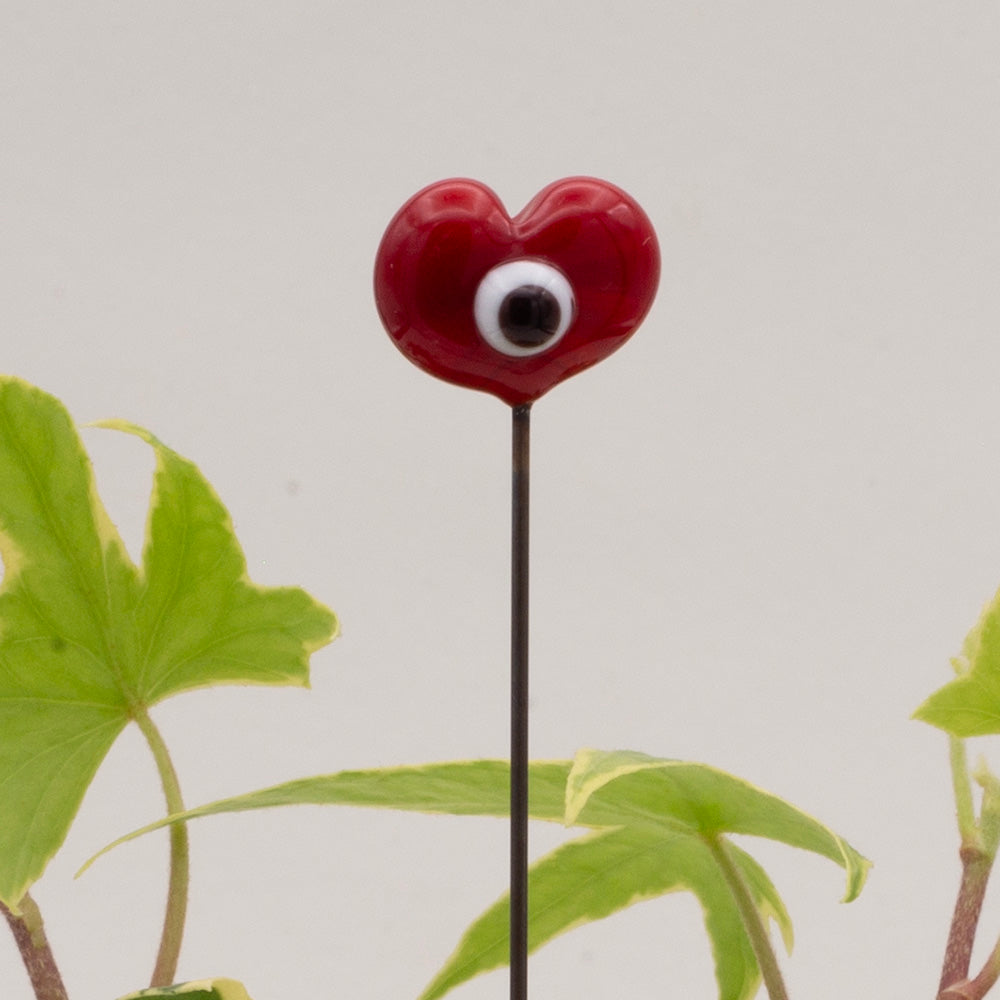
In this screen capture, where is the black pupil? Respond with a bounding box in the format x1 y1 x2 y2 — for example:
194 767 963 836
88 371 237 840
498 285 561 348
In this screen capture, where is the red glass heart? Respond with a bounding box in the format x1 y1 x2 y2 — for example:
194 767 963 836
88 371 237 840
374 177 660 406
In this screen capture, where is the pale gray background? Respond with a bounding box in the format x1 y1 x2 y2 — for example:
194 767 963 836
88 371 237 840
2 2 999 998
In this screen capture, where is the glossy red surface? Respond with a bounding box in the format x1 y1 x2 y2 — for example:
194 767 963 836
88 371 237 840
374 177 660 406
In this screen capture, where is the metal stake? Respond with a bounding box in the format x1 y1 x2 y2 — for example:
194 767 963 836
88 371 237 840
510 402 531 1000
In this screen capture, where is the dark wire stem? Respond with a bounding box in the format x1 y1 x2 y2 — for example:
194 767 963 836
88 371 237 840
510 403 531 1000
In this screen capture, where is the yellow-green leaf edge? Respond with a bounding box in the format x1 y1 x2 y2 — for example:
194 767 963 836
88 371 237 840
117 977 253 1000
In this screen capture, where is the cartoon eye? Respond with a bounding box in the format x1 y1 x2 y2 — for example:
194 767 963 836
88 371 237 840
473 260 575 357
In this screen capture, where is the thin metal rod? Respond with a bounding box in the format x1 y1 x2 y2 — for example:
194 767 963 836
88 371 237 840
510 402 531 1000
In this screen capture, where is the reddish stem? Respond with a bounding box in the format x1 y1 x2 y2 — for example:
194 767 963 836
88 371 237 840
939 846 994 997
1 894 70 1000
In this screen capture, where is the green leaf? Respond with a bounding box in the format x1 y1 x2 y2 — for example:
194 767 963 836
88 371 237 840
0 377 337 909
81 760 573 872
416 826 790 1000
419 750 861 1000
915 586 1000 736
566 749 870 902
89 750 864 1000
116 978 253 1000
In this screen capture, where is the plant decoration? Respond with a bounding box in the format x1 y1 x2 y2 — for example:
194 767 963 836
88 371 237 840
2 179 996 1000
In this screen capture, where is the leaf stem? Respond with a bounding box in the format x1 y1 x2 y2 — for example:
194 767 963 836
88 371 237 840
705 835 790 1000
939 846 995 996
1 893 70 1000
132 707 189 988
951 737 979 849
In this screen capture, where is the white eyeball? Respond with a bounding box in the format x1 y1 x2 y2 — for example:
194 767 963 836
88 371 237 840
473 260 575 357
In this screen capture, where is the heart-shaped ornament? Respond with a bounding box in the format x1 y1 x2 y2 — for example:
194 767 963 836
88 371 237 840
374 177 660 406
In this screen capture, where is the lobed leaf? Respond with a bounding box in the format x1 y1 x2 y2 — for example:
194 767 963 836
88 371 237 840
915 586 1000 737
418 750 857 1000
81 760 572 871
0 377 337 909
566 749 870 901
416 826 791 1000
90 750 864 1000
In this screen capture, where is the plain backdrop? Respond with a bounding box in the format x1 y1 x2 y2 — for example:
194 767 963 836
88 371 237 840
2 2 999 998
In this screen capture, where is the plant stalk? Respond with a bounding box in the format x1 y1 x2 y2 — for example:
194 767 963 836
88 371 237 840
940 932 1000 1000
133 707 189 988
951 737 979 850
1 893 70 1000
939 739 1000 996
939 847 995 996
705 835 789 1000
